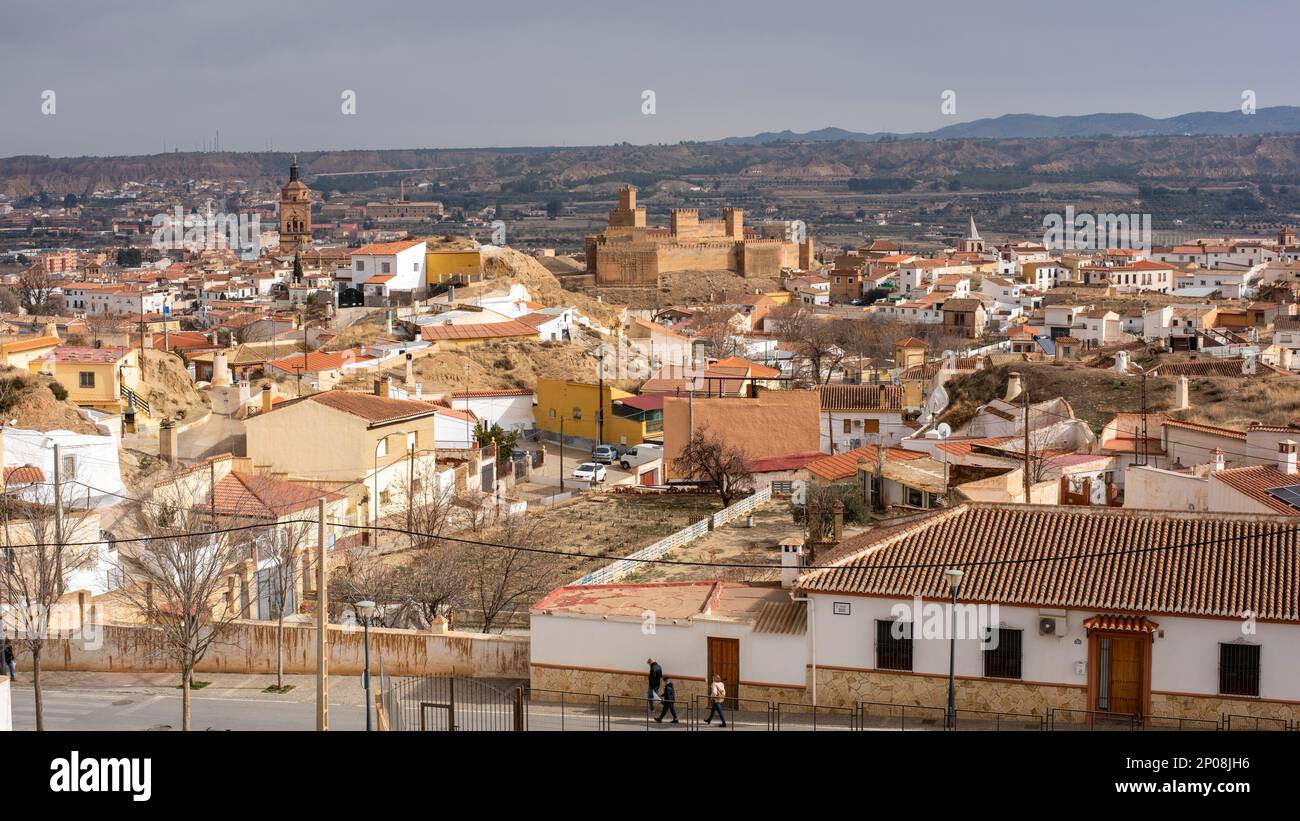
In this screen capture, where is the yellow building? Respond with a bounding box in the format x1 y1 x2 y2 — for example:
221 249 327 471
425 249 483 286
28 345 140 413
0 333 61 370
534 378 651 446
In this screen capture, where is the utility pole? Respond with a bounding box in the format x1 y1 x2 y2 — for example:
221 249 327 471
315 497 329 731
1138 368 1149 467
209 460 217 522
596 347 605 451
53 444 63 548
1022 385 1032 503
559 416 565 493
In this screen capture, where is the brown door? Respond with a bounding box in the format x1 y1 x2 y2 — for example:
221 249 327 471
707 637 740 709
1099 636 1142 715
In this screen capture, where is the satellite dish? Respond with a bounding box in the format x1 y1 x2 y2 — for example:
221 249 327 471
936 422 952 439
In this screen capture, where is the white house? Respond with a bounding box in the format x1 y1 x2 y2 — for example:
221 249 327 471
444 388 536 434
529 503 1300 725
345 239 427 299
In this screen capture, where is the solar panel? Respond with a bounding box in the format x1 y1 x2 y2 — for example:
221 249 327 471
1264 484 1300 510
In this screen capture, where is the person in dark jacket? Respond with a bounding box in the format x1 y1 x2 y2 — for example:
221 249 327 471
653 677 678 723
2 637 15 681
646 658 663 712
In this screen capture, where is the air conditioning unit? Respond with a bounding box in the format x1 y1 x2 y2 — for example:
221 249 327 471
1038 613 1067 637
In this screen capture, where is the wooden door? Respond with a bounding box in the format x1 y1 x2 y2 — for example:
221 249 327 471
1107 636 1142 715
707 637 740 709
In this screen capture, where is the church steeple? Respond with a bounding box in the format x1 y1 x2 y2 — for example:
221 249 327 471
289 154 300 182
279 156 312 255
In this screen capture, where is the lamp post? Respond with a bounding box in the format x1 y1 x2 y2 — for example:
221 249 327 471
944 568 963 729
356 599 376 731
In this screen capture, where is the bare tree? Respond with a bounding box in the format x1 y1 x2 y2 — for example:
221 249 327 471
466 515 560 634
672 425 753 509
0 464 100 731
391 467 467 627
113 477 254 730
17 264 55 314
258 517 315 691
769 303 845 383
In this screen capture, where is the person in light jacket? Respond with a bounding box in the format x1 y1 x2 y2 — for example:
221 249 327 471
704 674 727 727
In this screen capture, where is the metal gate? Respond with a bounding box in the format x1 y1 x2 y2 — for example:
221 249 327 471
382 675 523 731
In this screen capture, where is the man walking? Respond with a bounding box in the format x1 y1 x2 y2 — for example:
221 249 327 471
653 677 678 724
2 636 15 681
646 658 663 712
704 674 727 727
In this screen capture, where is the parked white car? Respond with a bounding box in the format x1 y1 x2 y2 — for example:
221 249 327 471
618 443 663 470
571 462 606 482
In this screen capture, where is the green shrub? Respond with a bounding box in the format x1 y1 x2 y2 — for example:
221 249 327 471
48 381 68 401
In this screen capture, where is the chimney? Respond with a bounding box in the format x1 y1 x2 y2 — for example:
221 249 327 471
1282 348 1294 371
1279 440 1297 475
831 499 845 543
159 419 178 465
779 537 805 589
373 379 389 398
43 321 59 340
1173 375 1189 411
1004 372 1023 403
261 385 275 414
404 352 415 387
1209 447 1225 473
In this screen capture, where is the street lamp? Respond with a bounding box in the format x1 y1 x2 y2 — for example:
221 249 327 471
356 599 376 731
944 568 964 729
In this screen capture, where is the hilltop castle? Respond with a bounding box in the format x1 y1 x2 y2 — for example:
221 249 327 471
584 186 815 285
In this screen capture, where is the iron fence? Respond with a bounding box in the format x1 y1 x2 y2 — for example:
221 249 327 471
379 677 1279 733
1144 714 1222 731
1224 713 1291 731
774 702 858 731
858 701 948 731
950 707 1046 731
688 695 775 731
1047 708 1140 731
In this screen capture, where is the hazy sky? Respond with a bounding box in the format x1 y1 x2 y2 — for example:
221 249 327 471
2 0 1296 157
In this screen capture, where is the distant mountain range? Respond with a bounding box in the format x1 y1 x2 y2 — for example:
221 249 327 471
715 106 1300 144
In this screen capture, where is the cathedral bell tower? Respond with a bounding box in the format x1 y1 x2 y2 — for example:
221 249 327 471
279 155 313 255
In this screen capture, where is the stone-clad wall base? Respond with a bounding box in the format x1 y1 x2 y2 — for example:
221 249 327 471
815 667 1087 716
531 665 1299 725
1150 692 1298 724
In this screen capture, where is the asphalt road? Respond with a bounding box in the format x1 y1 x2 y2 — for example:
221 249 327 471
7 675 369 732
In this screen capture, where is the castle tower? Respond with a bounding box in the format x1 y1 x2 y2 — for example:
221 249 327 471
670 208 700 240
958 216 985 254
1280 226 1296 248
279 156 313 254
723 207 744 241
607 185 646 229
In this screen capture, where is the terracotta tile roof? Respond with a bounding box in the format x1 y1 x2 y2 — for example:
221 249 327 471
896 337 927 347
1082 615 1159 633
269 390 440 426
3 465 44 485
352 239 425 255
933 436 1015 456
710 356 781 379
51 345 131 364
1211 465 1300 514
799 503 1300 621
807 444 926 481
448 388 535 398
817 383 904 411
0 335 60 355
419 320 537 342
1154 359 1288 377
210 471 345 519
1163 418 1247 440
267 349 368 374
